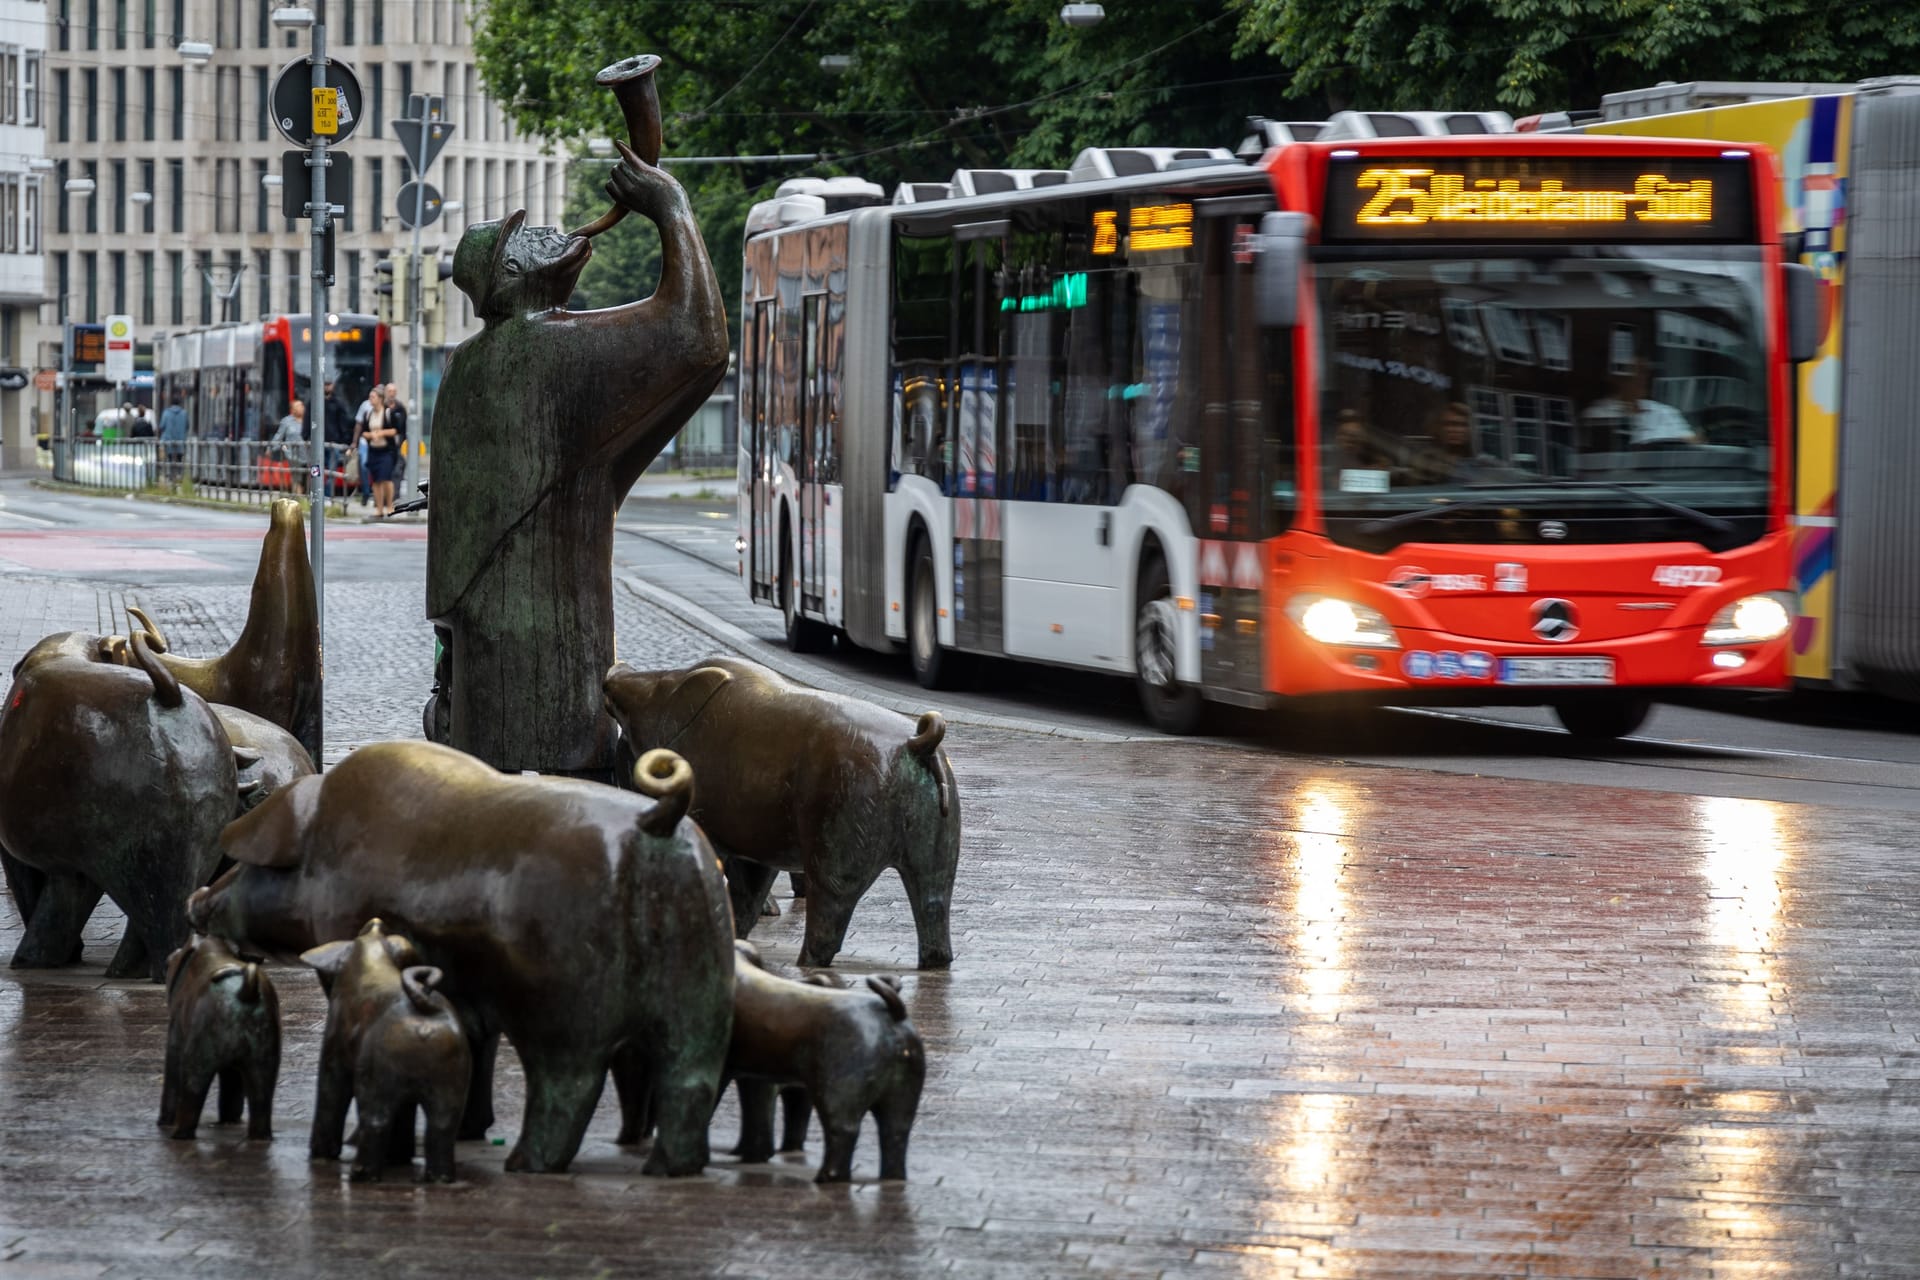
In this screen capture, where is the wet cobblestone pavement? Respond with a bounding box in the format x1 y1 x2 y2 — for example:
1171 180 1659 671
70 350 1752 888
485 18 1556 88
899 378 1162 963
5 548 1920 1276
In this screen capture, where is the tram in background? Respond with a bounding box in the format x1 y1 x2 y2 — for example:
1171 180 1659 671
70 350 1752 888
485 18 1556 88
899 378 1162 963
739 117 1822 736
1533 79 1920 703
156 313 392 441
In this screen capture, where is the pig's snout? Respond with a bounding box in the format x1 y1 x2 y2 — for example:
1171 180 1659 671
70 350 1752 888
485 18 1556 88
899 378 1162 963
186 886 213 930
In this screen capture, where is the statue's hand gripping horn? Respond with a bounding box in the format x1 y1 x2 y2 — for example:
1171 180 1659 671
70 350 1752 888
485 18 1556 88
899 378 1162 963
568 54 664 240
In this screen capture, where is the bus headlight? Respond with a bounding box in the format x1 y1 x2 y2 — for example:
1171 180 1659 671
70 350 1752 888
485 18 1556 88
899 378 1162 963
1287 595 1400 648
1702 592 1793 646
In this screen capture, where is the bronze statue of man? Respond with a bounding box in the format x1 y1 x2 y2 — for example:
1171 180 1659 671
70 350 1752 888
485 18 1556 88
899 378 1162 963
427 141 728 774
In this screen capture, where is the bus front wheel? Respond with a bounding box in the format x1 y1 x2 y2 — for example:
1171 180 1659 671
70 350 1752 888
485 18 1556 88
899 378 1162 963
908 536 958 690
1552 695 1651 739
1134 557 1203 735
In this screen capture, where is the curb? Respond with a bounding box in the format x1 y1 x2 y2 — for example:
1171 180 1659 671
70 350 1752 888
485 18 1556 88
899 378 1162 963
616 573 1141 744
29 478 427 524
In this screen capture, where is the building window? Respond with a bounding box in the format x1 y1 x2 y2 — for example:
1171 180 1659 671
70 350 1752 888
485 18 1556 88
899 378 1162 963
170 66 182 140
254 65 268 139
200 260 213 324
139 159 153 232
83 68 96 139
369 155 382 231
54 67 66 140
371 0 382 42
111 159 125 233
56 252 67 322
112 67 125 139
83 250 97 321
142 66 153 139
111 251 126 314
214 67 226 140
224 250 242 321
24 179 38 253
257 0 267 45
168 250 183 324
1 177 17 254
213 157 229 232
169 158 183 232
254 158 269 231
144 0 154 48
346 249 360 311
83 161 97 233
284 250 300 313
86 0 97 50
256 250 270 318
398 61 411 116
54 159 66 233
171 0 182 51
57 0 69 51
0 49 18 126
21 54 35 127
114 0 126 48
140 251 154 325
370 63 381 139
342 0 353 44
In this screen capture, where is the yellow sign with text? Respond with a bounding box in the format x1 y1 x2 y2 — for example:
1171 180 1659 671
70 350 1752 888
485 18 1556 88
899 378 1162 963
312 88 338 136
1354 168 1713 226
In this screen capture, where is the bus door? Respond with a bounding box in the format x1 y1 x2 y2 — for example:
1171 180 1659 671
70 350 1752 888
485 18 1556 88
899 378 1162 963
800 293 827 616
748 299 776 599
954 232 1003 654
1195 201 1281 695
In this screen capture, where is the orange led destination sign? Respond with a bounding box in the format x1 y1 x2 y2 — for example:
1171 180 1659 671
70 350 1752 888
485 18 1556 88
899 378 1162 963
1322 156 1753 244
1354 168 1713 225
1090 203 1194 255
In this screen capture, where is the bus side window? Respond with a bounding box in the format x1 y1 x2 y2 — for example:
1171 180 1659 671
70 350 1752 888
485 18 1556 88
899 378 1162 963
892 232 954 488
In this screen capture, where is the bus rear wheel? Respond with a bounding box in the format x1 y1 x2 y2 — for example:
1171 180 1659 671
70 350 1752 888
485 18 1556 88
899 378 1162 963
781 537 829 654
908 535 958 690
1552 695 1651 739
1134 556 1203 735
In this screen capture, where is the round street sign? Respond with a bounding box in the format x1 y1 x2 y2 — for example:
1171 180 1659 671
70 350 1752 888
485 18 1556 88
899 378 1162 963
396 181 442 229
272 56 364 147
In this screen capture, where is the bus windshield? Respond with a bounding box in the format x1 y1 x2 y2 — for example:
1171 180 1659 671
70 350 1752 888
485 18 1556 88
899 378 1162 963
1314 248 1771 552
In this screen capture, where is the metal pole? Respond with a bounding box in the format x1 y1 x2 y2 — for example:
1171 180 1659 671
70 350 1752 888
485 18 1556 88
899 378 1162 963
406 134 425 502
306 20 329 766
55 320 70 481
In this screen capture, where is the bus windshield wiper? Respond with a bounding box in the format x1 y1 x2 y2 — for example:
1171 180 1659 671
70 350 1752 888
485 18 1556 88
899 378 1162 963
1357 482 1735 537
1456 480 1737 535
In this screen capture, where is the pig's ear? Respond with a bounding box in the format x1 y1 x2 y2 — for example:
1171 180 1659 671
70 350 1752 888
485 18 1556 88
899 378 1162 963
300 939 353 977
220 773 320 868
382 933 421 969
661 665 733 733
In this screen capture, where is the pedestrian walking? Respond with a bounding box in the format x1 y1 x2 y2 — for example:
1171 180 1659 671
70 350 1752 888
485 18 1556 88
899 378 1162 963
363 390 400 517
353 386 377 506
159 394 189 481
384 383 409 501
322 379 355 496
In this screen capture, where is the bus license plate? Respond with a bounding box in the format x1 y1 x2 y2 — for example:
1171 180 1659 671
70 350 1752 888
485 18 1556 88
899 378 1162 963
1498 657 1615 685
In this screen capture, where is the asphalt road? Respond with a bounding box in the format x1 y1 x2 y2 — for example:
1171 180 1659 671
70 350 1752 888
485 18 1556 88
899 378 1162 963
5 476 1918 811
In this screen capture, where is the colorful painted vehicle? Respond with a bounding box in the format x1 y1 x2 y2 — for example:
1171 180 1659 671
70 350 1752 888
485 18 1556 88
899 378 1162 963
1561 79 1920 701
740 114 1821 736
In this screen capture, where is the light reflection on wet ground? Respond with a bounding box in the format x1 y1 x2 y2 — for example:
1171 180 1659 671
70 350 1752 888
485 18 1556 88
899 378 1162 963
4 731 1919 1276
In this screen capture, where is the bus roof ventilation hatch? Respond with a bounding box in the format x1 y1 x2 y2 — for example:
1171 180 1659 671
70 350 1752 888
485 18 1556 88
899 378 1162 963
1598 80 1859 120
771 176 886 211
1316 110 1515 140
1068 146 1238 182
1237 117 1327 158
947 168 1073 197
892 181 954 205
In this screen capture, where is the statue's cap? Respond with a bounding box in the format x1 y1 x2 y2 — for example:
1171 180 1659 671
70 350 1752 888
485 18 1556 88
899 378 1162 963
452 208 527 315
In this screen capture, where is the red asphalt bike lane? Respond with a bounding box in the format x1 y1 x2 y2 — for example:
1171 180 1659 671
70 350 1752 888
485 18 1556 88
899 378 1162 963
0 525 426 572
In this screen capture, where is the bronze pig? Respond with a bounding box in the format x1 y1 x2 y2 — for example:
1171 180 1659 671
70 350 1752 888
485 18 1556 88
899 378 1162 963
159 933 281 1140
603 657 960 969
0 629 236 979
304 919 471 1183
190 742 736 1175
718 941 925 1183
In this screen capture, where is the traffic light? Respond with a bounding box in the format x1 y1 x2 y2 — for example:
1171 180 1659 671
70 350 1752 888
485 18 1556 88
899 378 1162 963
421 251 455 346
373 252 409 325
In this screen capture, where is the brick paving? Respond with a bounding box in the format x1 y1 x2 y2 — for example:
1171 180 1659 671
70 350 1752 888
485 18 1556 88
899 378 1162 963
4 552 1920 1275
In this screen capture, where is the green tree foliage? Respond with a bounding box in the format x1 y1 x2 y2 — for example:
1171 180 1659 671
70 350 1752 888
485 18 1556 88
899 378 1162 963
1233 0 1920 114
474 1 1304 337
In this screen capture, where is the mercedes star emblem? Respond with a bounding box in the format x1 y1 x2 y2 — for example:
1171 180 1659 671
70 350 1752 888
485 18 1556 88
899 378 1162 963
1531 598 1579 643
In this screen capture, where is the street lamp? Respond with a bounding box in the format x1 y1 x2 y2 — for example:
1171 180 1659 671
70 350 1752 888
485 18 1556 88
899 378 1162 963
27 157 55 172
1060 3 1105 27
129 191 153 206
63 177 95 195
587 137 615 157
176 40 214 64
261 173 283 189
818 54 855 74
271 6 314 27
441 199 462 212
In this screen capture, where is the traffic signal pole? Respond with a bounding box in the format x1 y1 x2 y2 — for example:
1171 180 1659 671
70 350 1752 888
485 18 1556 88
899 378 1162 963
406 128 426 502
306 17 330 767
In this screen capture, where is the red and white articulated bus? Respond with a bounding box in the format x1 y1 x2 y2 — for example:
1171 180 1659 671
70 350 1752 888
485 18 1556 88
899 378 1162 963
738 112 1821 736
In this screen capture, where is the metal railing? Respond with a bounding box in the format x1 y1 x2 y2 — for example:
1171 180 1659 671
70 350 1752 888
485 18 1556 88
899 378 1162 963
56 438 351 506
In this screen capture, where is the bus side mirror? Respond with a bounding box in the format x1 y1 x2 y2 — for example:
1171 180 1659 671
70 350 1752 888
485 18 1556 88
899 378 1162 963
1784 263 1823 364
1254 212 1313 329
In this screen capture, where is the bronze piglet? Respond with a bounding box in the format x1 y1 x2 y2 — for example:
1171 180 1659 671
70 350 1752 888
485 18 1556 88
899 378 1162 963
604 657 960 969
303 919 471 1184
722 941 926 1183
159 934 281 1140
